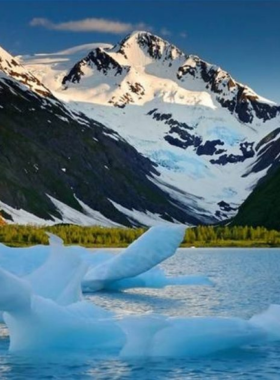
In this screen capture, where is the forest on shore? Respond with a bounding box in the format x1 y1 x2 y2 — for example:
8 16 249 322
0 224 279 248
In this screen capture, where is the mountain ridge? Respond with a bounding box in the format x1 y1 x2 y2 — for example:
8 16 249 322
2 31 280 226
0 44 199 227
44 31 280 223
61 31 279 123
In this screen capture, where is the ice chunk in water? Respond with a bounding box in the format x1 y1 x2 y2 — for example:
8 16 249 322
83 225 186 291
0 229 279 357
26 233 88 305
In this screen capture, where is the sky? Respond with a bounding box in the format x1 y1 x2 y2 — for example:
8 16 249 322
0 0 279 103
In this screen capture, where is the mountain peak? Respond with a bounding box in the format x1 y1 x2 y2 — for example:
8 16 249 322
0 45 52 97
0 45 21 72
115 30 185 61
119 30 162 45
50 32 279 123
123 30 153 39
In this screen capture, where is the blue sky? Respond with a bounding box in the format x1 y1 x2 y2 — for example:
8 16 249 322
0 0 279 103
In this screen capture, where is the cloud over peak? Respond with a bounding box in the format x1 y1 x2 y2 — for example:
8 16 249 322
29 17 152 34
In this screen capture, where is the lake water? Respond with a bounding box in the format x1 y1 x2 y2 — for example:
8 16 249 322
1 247 280 379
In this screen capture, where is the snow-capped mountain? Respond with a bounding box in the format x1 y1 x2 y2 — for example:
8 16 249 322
20 31 280 223
0 46 52 97
0 44 200 227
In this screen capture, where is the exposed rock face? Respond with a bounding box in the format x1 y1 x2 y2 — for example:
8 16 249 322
62 48 128 85
196 140 225 156
120 31 184 62
177 56 280 123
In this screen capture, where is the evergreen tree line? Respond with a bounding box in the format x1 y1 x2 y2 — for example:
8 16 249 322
0 224 279 247
184 225 280 246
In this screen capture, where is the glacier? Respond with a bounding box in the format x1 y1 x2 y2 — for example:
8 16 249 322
0 225 279 357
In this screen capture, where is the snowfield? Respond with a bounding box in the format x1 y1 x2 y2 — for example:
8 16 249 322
19 31 280 224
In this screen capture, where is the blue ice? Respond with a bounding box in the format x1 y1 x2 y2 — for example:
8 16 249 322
0 226 279 357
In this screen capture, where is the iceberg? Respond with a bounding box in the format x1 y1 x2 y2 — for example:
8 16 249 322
25 233 88 305
0 267 124 353
0 263 276 356
0 225 279 357
0 225 211 294
82 225 187 291
118 314 265 358
0 243 49 276
99 266 212 291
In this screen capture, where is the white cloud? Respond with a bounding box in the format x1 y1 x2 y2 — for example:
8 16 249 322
160 27 172 37
29 17 152 34
179 31 187 39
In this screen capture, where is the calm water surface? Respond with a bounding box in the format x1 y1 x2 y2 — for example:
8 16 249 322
1 248 280 379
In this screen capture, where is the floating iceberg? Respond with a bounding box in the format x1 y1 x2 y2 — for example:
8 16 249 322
25 233 88 305
118 314 266 358
0 225 279 357
98 266 212 291
0 266 123 352
0 263 278 356
82 225 208 291
0 225 211 293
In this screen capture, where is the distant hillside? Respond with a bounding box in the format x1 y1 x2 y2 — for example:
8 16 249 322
232 168 280 229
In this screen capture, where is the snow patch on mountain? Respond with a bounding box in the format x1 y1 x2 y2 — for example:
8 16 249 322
109 200 185 227
0 46 52 97
0 196 120 227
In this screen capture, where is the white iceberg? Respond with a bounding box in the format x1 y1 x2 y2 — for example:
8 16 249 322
0 225 212 293
0 224 280 357
0 262 277 357
0 266 123 353
98 266 212 291
25 233 88 305
83 225 186 291
118 314 266 358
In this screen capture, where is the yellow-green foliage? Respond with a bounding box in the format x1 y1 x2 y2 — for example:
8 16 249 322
183 225 280 247
0 224 279 247
0 224 146 247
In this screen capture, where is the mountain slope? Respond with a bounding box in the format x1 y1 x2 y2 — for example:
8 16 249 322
0 46 52 97
232 166 280 230
21 31 280 223
0 47 199 227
